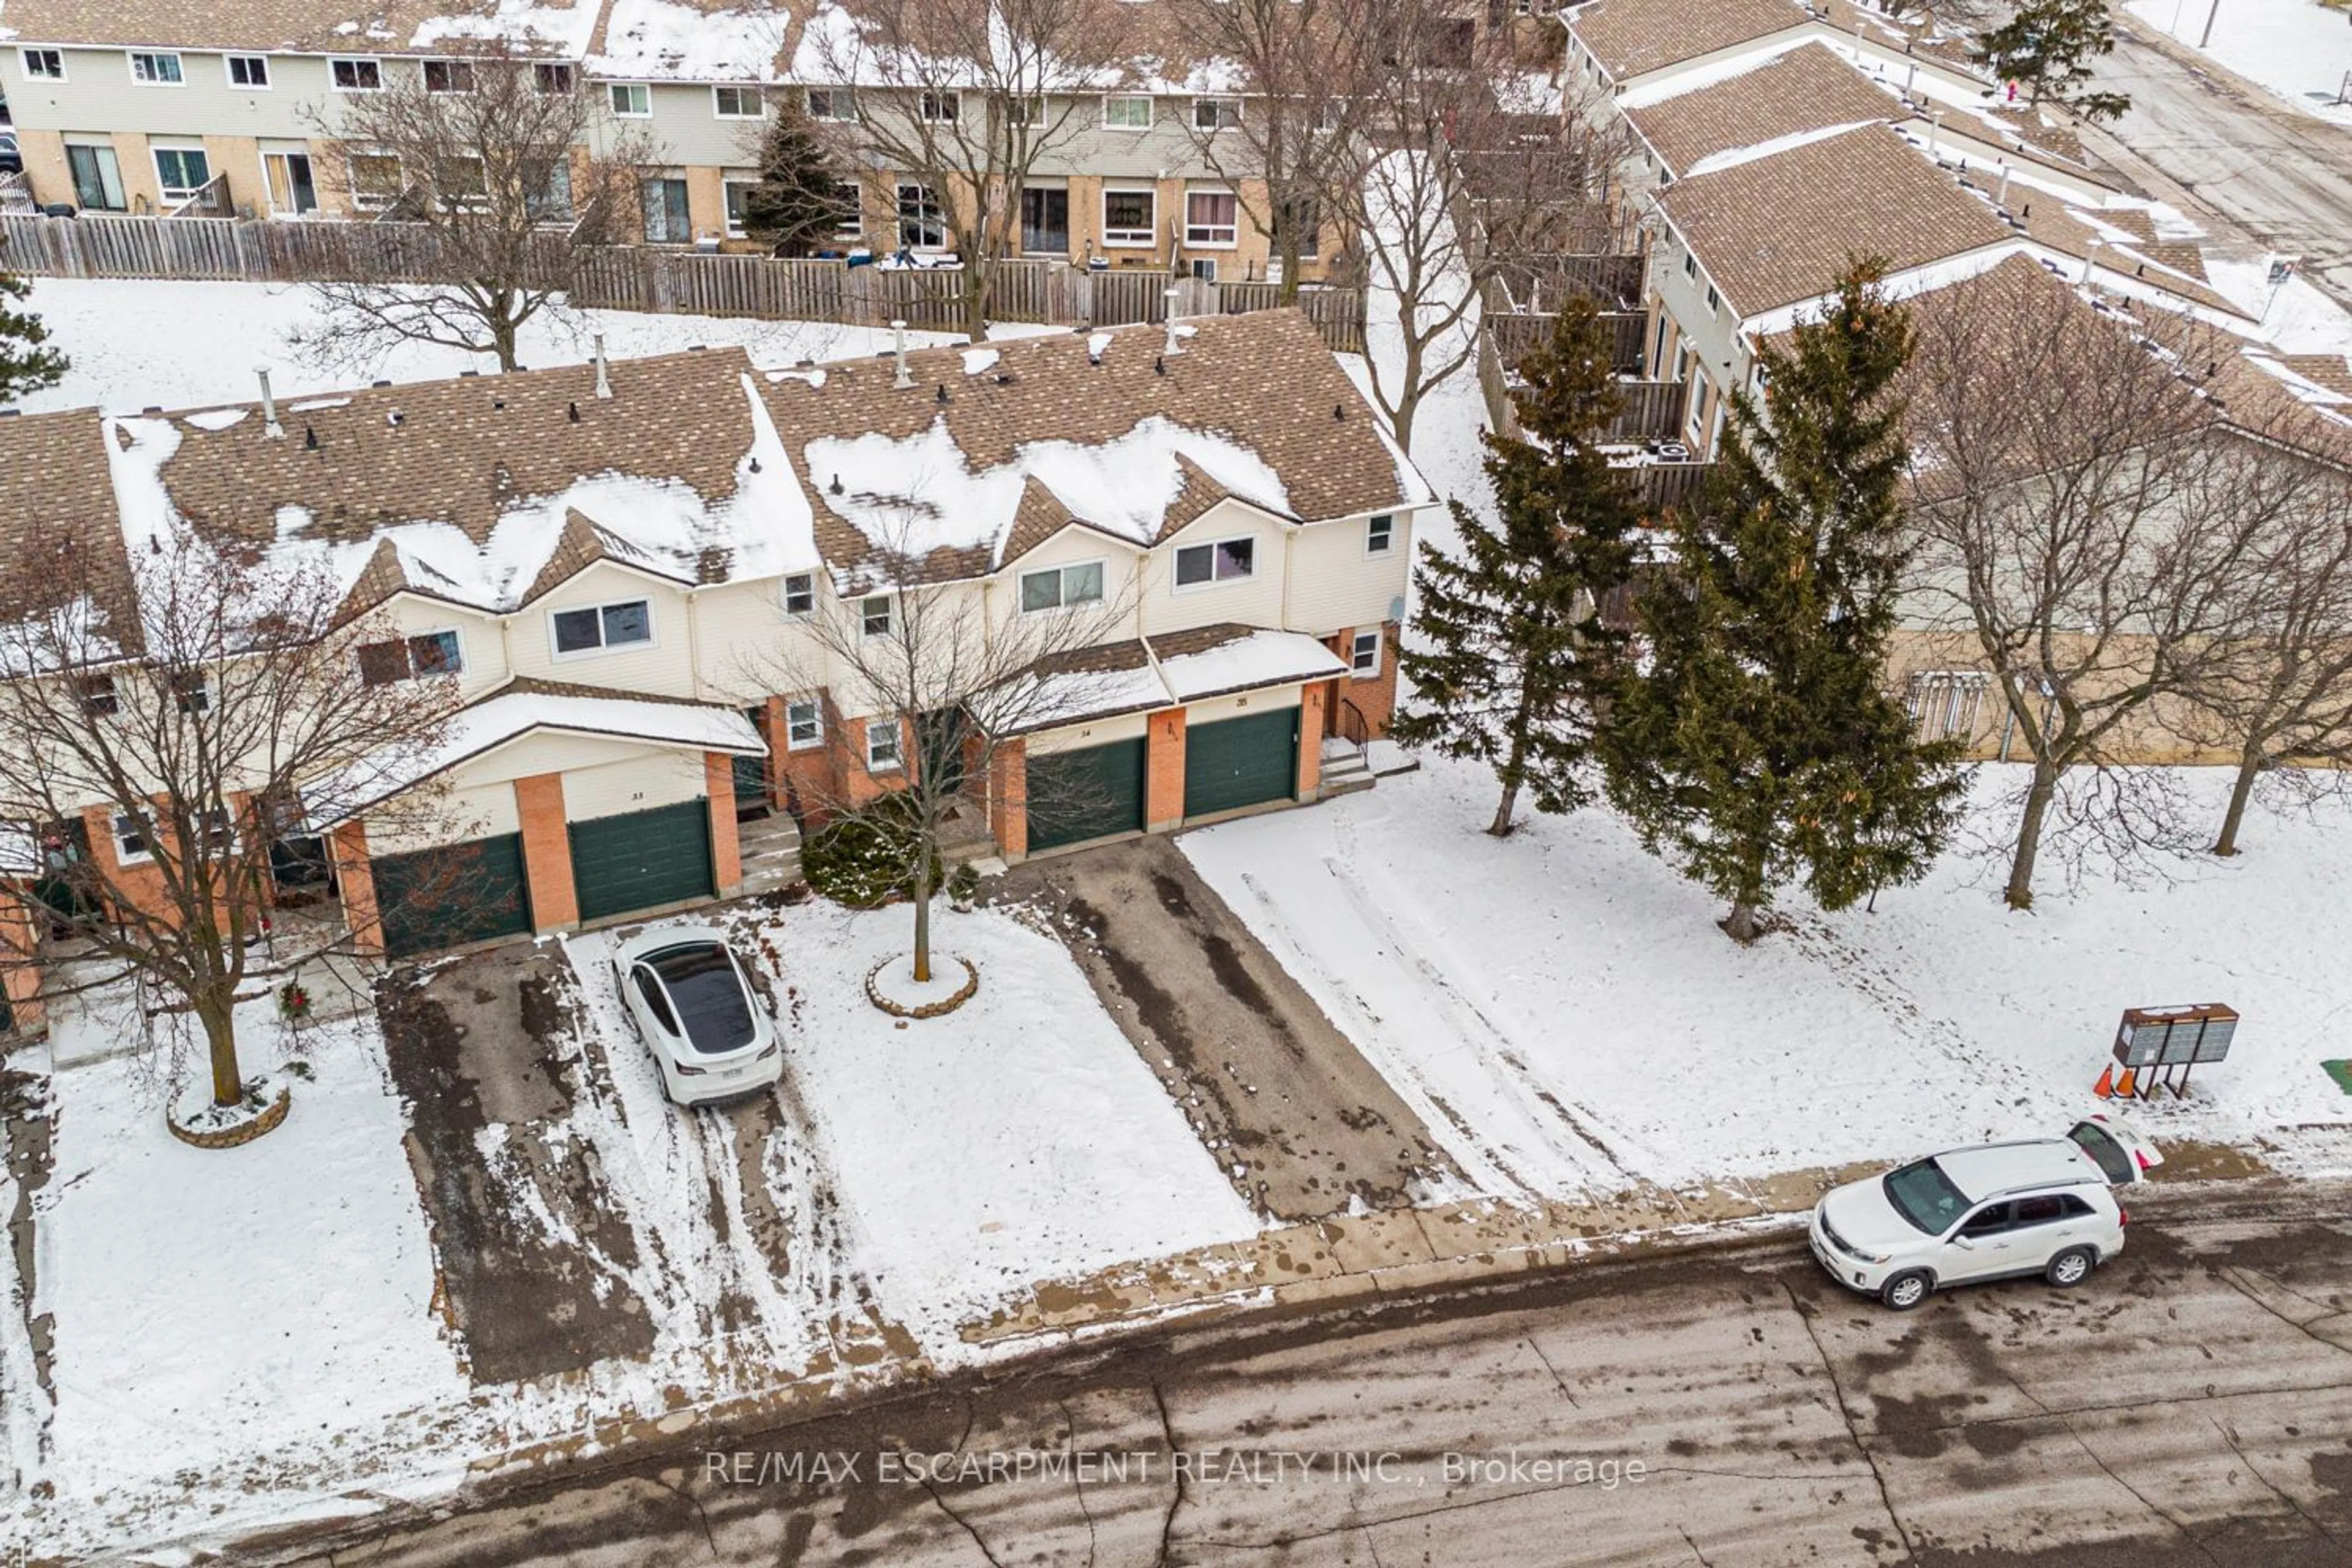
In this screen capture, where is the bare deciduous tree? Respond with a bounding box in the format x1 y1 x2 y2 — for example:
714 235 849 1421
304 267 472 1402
750 519 1133 981
1905 271 2283 908
804 0 1125 342
300 43 650 373
0 538 464 1121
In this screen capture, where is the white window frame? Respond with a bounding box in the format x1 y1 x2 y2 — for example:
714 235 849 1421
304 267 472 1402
422 58 475 94
1681 249 1698 282
781 571 816 617
1018 560 1106 613
1183 188 1238 249
1172 535 1256 591
864 717 902 772
805 86 855 121
722 174 758 238
1101 93 1153 130
77 674 119 717
348 151 405 211
895 181 944 249
832 179 864 239
127 50 184 86
152 145 212 203
1350 628 1382 677
224 53 270 89
1191 96 1241 131
360 627 464 684
111 812 153 865
171 671 211 714
548 597 655 659
861 595 894 638
1101 186 1156 248
608 81 652 117
785 697 824 752
1705 282 1721 317
328 56 383 92
532 61 575 94
919 89 959 123
20 48 64 83
1365 513 1395 556
713 84 763 119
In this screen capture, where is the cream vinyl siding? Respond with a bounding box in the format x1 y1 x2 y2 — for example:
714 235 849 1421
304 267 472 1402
560 750 707 821
1186 686 1300 724
1027 709 1150 755
1032 98 1242 181
1000 527 1142 635
685 579 834 701
5 48 352 139
365 779 519 857
1282 512 1414 633
507 565 695 696
1140 503 1286 637
614 79 769 167
373 598 512 701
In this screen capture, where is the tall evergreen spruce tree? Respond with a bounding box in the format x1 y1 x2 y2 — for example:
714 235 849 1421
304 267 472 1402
0 263 66 405
1600 262 1964 942
1390 300 1638 836
741 105 853 256
1977 0 2130 123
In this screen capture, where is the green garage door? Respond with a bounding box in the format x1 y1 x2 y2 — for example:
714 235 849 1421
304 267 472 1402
1027 737 1147 852
1183 707 1300 820
373 834 532 959
568 800 714 922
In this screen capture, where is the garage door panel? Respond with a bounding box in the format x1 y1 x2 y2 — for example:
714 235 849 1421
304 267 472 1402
1027 737 1147 851
1183 708 1299 820
569 800 714 922
373 834 531 959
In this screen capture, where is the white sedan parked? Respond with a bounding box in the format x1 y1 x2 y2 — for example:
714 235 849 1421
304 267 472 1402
611 925 782 1106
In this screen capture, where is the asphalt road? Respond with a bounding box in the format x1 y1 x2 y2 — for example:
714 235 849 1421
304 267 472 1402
274 1185 2352 1567
2101 18 2352 307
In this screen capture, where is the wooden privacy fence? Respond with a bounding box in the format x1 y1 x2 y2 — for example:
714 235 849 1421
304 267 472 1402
0 213 1368 351
1487 306 1651 377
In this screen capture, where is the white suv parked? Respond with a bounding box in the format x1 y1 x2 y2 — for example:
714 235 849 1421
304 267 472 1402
1810 1120 2162 1311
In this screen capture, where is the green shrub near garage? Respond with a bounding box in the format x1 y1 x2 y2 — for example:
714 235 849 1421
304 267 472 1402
802 795 945 908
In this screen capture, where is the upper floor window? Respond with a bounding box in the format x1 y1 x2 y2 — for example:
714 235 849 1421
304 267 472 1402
1705 282 1721 317
608 81 651 116
786 697 823 750
1681 249 1698 281
861 595 894 637
423 58 475 93
20 48 64 82
551 598 652 655
77 675 119 716
1174 537 1254 588
806 86 856 121
1003 92 1044 126
1102 94 1152 129
1192 97 1241 130
1019 560 1104 612
170 671 211 713
533 61 575 93
1365 513 1395 554
714 84 763 118
781 571 816 617
919 89 959 123
129 51 184 86
225 54 270 88
358 629 462 685
330 56 382 91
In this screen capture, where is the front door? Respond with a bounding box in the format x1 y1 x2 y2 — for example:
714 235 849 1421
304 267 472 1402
731 707 770 819
1020 186 1068 255
264 152 318 215
918 708 968 795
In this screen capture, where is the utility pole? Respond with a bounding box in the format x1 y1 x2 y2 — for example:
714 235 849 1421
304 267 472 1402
2199 0 2221 50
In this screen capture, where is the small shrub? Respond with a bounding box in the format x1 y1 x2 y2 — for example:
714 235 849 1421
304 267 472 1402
946 862 981 908
802 796 944 907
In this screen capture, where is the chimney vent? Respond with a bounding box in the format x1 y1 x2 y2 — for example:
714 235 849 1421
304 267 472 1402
892 320 914 390
256 368 284 439
593 333 612 399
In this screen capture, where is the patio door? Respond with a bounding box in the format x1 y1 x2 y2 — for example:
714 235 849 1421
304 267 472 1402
641 176 690 243
263 152 318 215
1020 186 1068 255
65 144 127 211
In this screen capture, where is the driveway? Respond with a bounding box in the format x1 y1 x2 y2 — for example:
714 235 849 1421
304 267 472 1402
995 837 1463 1221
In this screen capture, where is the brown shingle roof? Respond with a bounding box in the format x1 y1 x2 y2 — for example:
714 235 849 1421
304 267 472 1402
1569 0 1807 80
1659 123 2012 318
1623 40 1896 176
0 411 146 658
0 0 601 55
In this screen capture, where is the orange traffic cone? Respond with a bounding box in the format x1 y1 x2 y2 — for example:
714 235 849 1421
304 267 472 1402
2116 1067 2138 1098
2093 1065 2115 1099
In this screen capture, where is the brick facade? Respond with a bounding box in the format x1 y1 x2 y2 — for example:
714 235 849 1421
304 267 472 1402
703 753 744 895
331 820 383 959
513 772 579 931
1296 684 1327 798
1327 621 1403 737
988 739 1028 861
1145 709 1188 832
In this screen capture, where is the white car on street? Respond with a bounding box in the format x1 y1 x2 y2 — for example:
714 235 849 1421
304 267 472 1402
611 925 782 1106
1810 1119 2162 1311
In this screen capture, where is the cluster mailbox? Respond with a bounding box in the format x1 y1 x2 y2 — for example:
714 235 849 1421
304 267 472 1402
2111 1003 2237 1098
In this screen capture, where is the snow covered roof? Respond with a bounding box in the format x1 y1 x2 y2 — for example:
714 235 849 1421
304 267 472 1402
306 677 763 827
0 0 600 55
586 0 789 80
989 624 1347 737
760 310 1425 584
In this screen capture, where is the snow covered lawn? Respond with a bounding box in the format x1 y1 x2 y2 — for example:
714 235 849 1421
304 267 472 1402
1183 758 2352 1199
2128 0 2352 127
564 899 1259 1356
29 993 465 1546
17 277 1062 417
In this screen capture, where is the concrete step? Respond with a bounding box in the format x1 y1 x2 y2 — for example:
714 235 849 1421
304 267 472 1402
1319 774 1378 799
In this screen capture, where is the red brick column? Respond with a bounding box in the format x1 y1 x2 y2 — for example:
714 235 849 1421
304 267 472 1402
331 820 383 958
704 752 744 895
0 894 46 1036
762 695 790 810
513 773 578 931
1296 686 1325 799
989 739 1028 861
1146 708 1188 832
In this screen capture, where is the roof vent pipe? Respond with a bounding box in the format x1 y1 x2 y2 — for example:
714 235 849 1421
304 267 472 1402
1163 291 1183 357
2082 236 2102 287
892 319 914 389
592 333 612 399
1903 62 1917 100
1996 163 2011 208
256 366 283 439
1926 109 1943 159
